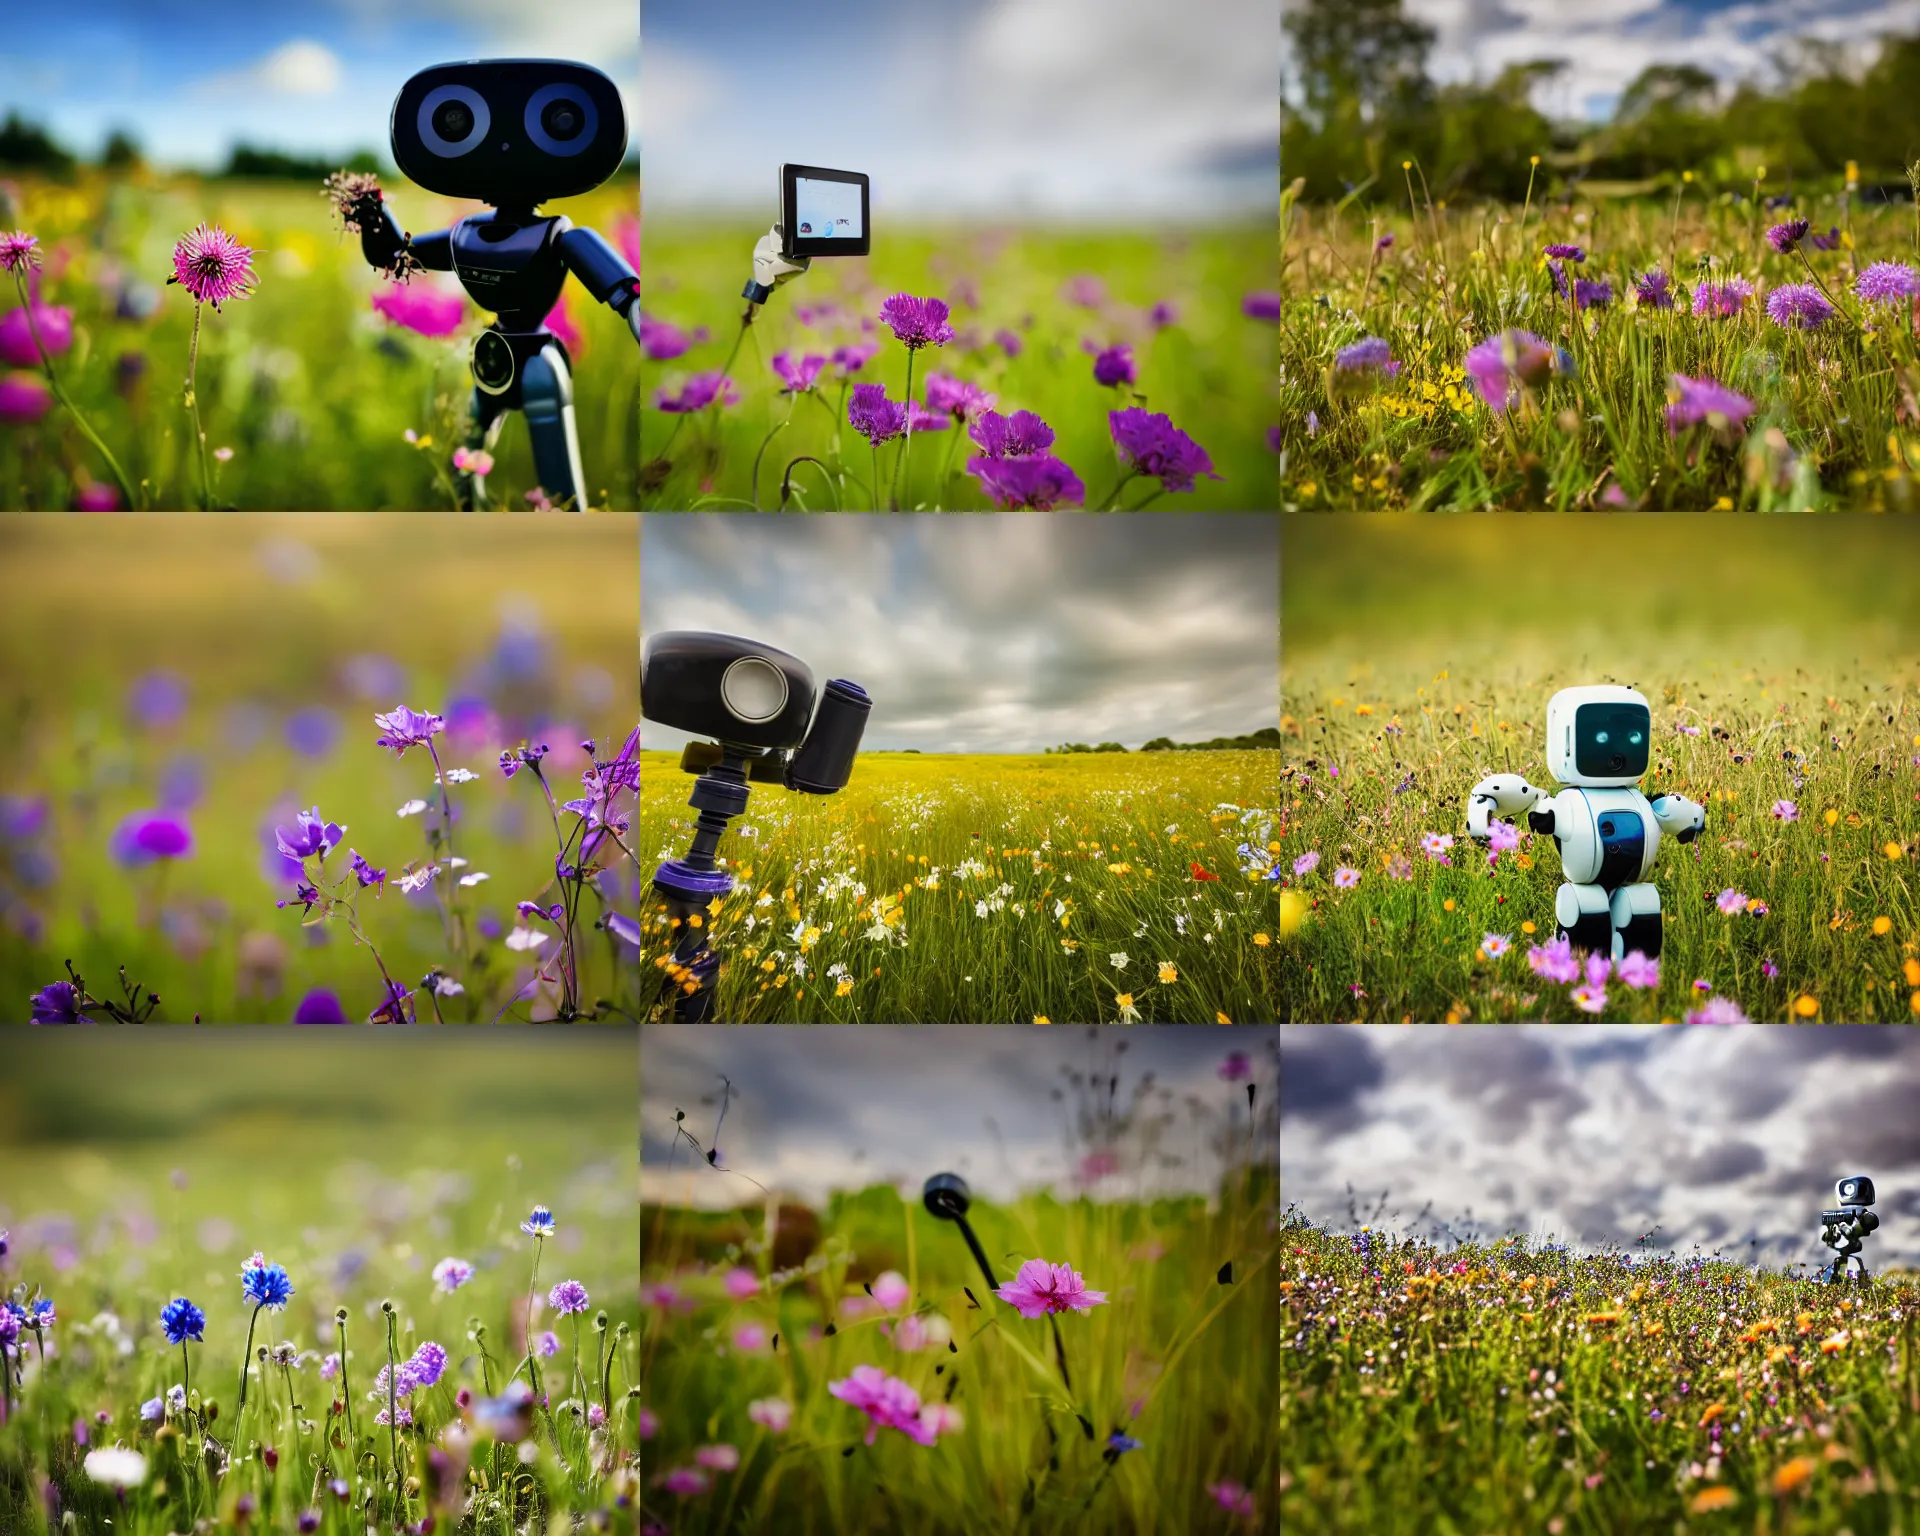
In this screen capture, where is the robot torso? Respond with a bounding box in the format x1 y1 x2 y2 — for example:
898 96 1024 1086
1541 786 1658 888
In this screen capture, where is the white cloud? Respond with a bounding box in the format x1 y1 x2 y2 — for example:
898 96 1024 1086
198 39 347 99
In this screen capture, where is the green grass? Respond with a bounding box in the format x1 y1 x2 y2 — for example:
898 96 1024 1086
637 750 1282 1022
1 173 640 511
1280 1211 1920 1534
1278 181 1920 510
0 1031 639 1534
0 516 639 1023
638 222 1278 511
1279 516 1920 1023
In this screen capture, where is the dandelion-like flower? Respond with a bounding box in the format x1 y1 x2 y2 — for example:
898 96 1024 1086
521 1206 556 1238
1766 283 1835 331
1691 278 1754 318
828 1365 939 1446
1854 261 1920 306
372 705 445 758
432 1258 474 1294
1665 374 1754 439
160 1297 206 1345
169 224 257 307
993 1258 1108 1319
240 1253 294 1311
878 293 956 350
1633 269 1675 310
0 231 41 274
1766 218 1810 254
548 1279 590 1315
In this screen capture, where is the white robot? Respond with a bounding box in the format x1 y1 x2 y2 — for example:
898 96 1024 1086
1466 685 1706 958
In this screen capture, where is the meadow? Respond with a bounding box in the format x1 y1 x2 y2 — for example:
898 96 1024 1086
639 1044 1277 1533
1278 174 1920 510
636 750 1283 1023
0 174 640 511
1280 517 1920 1024
637 223 1278 511
0 516 640 1023
1279 1210 1920 1534
0 1031 639 1533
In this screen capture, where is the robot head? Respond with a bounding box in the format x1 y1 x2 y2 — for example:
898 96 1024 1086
390 60 628 207
1836 1175 1876 1207
1546 685 1652 788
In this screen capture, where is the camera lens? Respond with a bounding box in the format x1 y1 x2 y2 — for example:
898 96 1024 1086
434 101 473 140
1610 753 1625 771
541 99 584 140
471 331 515 396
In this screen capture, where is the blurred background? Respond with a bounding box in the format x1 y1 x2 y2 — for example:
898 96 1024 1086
1281 1023 1920 1269
0 515 639 1022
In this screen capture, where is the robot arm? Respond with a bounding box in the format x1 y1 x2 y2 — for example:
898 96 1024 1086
351 193 452 276
743 224 810 305
557 226 643 342
1650 794 1706 844
1466 773 1548 840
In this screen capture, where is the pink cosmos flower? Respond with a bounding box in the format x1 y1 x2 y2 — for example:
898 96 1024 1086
451 446 493 477
169 223 257 307
892 1313 932 1351
722 1266 760 1300
1715 888 1747 915
1487 819 1520 855
1527 936 1581 985
1584 952 1611 990
828 1365 938 1446
1616 950 1659 989
870 1271 911 1311
1570 983 1608 1015
371 282 465 338
731 1323 769 1352
1684 995 1751 1024
747 1397 793 1433
694 1444 739 1471
992 1258 1107 1319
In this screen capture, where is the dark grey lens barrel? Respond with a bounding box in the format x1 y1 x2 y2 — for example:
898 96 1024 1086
922 1171 971 1218
786 678 870 794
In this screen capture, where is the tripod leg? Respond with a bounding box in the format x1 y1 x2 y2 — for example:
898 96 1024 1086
460 387 510 511
521 343 587 509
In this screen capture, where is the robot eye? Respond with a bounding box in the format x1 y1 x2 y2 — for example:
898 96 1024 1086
525 83 600 157
1629 730 1643 745
418 85 491 158
720 657 789 723
1595 730 1608 743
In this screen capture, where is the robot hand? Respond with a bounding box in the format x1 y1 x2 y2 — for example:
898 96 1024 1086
1466 774 1547 840
744 225 811 305
1650 794 1706 844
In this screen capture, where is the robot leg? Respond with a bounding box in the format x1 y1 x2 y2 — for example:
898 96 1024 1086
1555 882 1613 955
459 387 511 511
1609 883 1662 960
521 342 586 509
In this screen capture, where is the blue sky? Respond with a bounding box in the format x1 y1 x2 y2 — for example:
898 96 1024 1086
642 0 1277 219
1401 0 1920 121
1 0 637 169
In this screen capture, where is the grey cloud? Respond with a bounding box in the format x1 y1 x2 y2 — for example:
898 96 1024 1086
1279 1026 1384 1135
1674 1140 1766 1186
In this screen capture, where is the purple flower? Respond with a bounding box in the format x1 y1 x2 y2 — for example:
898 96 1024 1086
1766 218 1810 254
1374 232 1395 253
653 372 739 413
1855 261 1920 306
0 303 72 367
0 231 40 274
1241 291 1281 321
1809 226 1842 250
906 399 948 433
109 811 194 866
1063 275 1106 308
29 980 91 1024
408 1340 449 1387
923 372 994 422
1715 887 1747 915
1692 278 1755 318
285 706 339 759
1526 936 1581 985
1633 269 1675 310
1092 344 1135 387
1108 408 1220 494
1292 850 1321 877
128 670 189 730
965 453 1086 510
1772 799 1798 822
968 408 1054 459
1766 283 1834 330
369 978 415 1024
348 850 386 890
1543 243 1586 263
1463 329 1571 409
548 1279 590 1315
878 293 956 350
1616 950 1659 990
1147 299 1179 328
1574 278 1613 311
1334 336 1397 374
1665 374 1754 438
169 223 257 307
848 381 907 447
276 806 345 863
293 989 349 1023
1684 995 1751 1024
771 350 826 393
0 373 50 423
637 313 691 360
606 911 643 947
372 705 444 758
832 342 879 377
993 328 1023 358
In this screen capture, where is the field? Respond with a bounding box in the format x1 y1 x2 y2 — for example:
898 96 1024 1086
639 1043 1278 1533
636 750 1283 1023
1279 1211 1920 1533
0 516 640 1023
1278 180 1920 510
637 223 1278 511
0 175 640 511
0 1032 639 1534
1280 517 1920 1024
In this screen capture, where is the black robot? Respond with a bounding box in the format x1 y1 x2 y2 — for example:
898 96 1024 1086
342 60 641 508
1817 1174 1878 1284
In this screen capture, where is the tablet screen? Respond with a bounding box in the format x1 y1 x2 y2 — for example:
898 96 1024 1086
794 175 863 242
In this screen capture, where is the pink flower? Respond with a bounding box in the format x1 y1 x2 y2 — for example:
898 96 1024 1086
917 1403 964 1438
0 303 72 367
0 370 52 423
1570 983 1608 1015
992 1258 1107 1319
371 282 465 338
658 1467 709 1496
1419 832 1454 862
1209 1480 1258 1517
1220 1051 1252 1081
1772 799 1798 822
451 446 494 477
1616 950 1659 989
1482 933 1511 958
1684 995 1751 1024
543 292 583 352
828 1365 938 1446
1715 888 1747 915
722 1266 759 1300
870 1271 911 1311
169 223 257 307
0 231 40 274
731 1323 768 1352
1583 952 1611 990
74 481 123 511
892 1313 932 1351
747 1397 793 1433
1487 819 1520 855
1526 936 1581 985
642 1282 680 1309
636 1406 659 1440
694 1443 739 1471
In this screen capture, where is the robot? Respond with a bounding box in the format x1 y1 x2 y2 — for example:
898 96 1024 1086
1817 1175 1879 1284
343 60 642 509
641 631 871 1021
1466 685 1706 958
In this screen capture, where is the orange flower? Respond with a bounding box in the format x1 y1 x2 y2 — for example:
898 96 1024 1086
1820 1329 1850 1353
1905 957 1920 988
1699 1402 1726 1427
1872 915 1893 936
1772 1457 1817 1496
1690 1486 1738 1513
1586 1312 1621 1326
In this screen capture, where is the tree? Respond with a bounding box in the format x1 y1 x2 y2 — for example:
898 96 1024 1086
1283 0 1436 126
1616 64 1719 120
100 130 143 170
0 114 76 174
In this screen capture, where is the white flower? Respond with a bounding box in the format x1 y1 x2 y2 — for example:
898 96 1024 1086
1116 996 1142 1023
397 799 429 817
397 863 441 893
975 900 989 918
793 954 808 978
83 1448 148 1489
438 768 478 784
1109 952 1130 971
433 976 465 996
458 872 490 887
755 893 774 909
505 926 550 951
447 856 469 868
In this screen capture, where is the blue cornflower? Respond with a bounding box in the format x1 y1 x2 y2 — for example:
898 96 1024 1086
1108 1432 1143 1456
520 1206 555 1238
161 1296 206 1345
240 1253 294 1311
12 1297 55 1329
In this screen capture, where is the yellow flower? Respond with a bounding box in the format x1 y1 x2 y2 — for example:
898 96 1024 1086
1772 1457 1817 1496
1442 899 1455 912
1910 990 1920 1016
1158 962 1178 984
1520 920 1536 935
1253 932 1272 947
1688 1486 1736 1513
836 979 854 997
1906 957 1920 987
1819 1329 1850 1354
1794 995 1819 1017
1279 891 1306 938
1355 704 1374 716
1824 808 1839 827
1215 1011 1233 1024
1873 915 1893 936
1115 993 1142 1023
1033 1015 1051 1024
1712 497 1733 511
1886 841 1906 861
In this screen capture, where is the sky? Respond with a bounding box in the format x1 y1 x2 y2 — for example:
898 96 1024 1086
640 1023 1278 1209
639 512 1280 756
1281 1025 1920 1269
1 0 637 169
642 0 1279 219
1399 0 1920 121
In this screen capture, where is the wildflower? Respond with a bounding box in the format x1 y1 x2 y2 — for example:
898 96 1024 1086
637 313 691 359
1292 850 1320 876
1158 961 1178 984
849 381 908 446
1887 841 1906 860
1115 993 1142 1022
654 372 739 413
0 301 73 366
993 1258 1108 1318
1574 278 1613 310
1209 1480 1258 1517
659 1466 710 1495
1108 408 1219 493
1684 995 1751 1024
969 407 1054 459
1092 344 1135 387
169 224 257 307
432 1258 474 1294
0 231 40 273
548 1279 590 1315
732 1323 768 1352
1570 983 1608 1015
1527 936 1581 985
1543 243 1586 263
82 1448 148 1489
1487 819 1520 856
695 1444 740 1471
1794 994 1819 1016
1766 283 1835 330
1108 1432 1143 1456
408 1341 448 1387
1333 866 1360 889
1242 291 1282 321
0 372 52 422
109 811 195 866
371 282 465 338
1714 888 1746 915
372 705 444 757
1766 218 1810 254
537 1330 562 1357
395 864 440 895
1855 261 1920 305
1616 950 1659 989
141 1396 165 1423
1419 831 1454 861
1666 375 1754 439
160 1297 206 1345
1690 1486 1738 1513
923 371 995 422
240 1253 294 1311
1633 268 1675 309
828 1365 939 1446
1482 933 1512 958
722 1266 760 1299
879 293 956 350
451 446 493 477
1464 329 1571 410
919 1402 964 1437
771 350 827 393
1772 799 1798 821
871 1271 911 1310
832 341 880 376
1692 278 1755 318
521 1206 556 1238
1334 336 1399 378
965 453 1085 509
1773 1456 1817 1496
348 850 385 890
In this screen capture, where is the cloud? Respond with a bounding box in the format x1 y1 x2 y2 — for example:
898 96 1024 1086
197 39 346 99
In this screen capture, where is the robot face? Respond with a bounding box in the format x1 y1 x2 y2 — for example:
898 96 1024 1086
1546 685 1652 787
1836 1175 1876 1206
390 60 628 206
642 630 818 753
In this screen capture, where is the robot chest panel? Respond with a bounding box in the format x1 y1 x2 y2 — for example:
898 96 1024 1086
451 218 565 306
1556 788 1655 886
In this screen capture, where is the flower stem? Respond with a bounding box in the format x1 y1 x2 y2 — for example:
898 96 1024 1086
892 349 918 509
13 272 138 509
184 301 213 510
1096 470 1137 513
384 1308 404 1524
234 1302 263 1451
